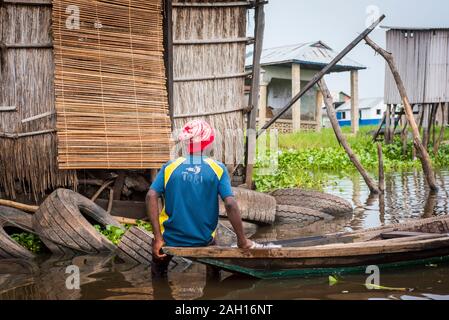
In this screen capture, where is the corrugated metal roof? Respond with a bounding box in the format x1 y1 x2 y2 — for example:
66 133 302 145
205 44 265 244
382 26 449 31
245 41 366 71
337 97 384 112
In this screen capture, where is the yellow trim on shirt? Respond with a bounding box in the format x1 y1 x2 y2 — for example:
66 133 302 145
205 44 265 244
164 157 186 188
204 158 224 180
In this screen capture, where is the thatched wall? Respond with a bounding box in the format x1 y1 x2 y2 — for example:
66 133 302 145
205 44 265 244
0 2 76 200
172 0 247 165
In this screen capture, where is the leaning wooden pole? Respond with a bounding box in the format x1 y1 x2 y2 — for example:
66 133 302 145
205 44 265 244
257 14 385 138
318 79 380 194
365 36 438 192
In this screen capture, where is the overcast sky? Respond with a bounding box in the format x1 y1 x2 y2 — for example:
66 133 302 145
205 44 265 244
258 0 449 99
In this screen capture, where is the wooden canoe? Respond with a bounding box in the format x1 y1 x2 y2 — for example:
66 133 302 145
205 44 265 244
164 215 449 279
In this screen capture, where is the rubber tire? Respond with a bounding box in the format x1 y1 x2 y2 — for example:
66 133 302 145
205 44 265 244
219 187 277 225
0 206 35 260
117 227 153 265
32 188 122 255
275 205 334 224
270 189 353 216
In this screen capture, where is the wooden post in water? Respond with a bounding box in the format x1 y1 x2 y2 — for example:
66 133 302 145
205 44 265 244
318 79 380 194
434 103 446 156
365 36 438 192
377 143 385 193
385 104 391 144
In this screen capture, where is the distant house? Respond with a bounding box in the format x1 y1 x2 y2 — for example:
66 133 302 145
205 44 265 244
334 97 386 127
245 41 366 133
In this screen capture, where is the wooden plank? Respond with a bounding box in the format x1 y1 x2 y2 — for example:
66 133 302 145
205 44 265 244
173 72 249 82
381 231 437 239
2 0 52 5
2 43 53 49
172 1 253 8
0 106 16 112
164 236 449 259
21 111 55 123
173 106 246 119
173 37 252 45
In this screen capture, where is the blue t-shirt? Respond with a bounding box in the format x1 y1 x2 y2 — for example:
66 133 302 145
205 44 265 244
150 155 234 247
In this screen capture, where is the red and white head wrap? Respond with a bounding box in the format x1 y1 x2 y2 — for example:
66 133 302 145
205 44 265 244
178 120 215 154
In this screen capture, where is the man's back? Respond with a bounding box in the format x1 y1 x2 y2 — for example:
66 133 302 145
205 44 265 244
150 155 233 247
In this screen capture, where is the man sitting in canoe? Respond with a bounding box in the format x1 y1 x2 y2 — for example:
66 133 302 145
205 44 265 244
147 120 253 275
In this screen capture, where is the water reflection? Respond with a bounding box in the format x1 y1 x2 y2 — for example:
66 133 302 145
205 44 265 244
1 170 449 300
1 254 448 300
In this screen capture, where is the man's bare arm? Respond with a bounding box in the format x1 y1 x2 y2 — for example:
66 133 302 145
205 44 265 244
146 189 166 258
223 196 253 249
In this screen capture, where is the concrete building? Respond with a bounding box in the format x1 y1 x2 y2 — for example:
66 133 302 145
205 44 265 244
245 41 366 133
334 97 386 127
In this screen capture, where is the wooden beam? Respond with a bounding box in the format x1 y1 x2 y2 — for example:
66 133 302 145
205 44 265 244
0 106 16 112
173 106 246 119
315 89 323 132
172 1 254 8
258 82 268 127
245 0 265 189
365 36 438 192
350 70 359 134
1 43 53 49
291 64 301 132
112 171 126 201
257 14 385 138
377 143 385 193
173 72 249 82
1 0 52 5
164 0 174 126
0 199 38 213
319 79 380 194
21 111 55 123
173 37 253 45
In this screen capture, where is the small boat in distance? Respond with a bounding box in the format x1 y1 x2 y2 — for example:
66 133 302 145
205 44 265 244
165 215 449 279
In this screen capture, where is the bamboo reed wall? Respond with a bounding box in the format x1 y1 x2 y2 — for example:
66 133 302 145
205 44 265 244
172 0 247 165
0 2 77 200
385 29 449 105
53 0 172 169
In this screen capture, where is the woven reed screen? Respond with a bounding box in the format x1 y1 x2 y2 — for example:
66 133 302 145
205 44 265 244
53 0 172 169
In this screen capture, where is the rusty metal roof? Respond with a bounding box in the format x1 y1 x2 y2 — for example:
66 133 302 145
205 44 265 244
245 41 366 72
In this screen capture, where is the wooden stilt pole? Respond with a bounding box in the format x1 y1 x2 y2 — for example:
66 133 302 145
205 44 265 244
319 79 380 194
434 103 446 156
385 104 391 144
377 143 385 193
365 36 438 192
245 0 265 189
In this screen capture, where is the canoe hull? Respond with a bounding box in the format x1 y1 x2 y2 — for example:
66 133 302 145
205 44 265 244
198 247 449 279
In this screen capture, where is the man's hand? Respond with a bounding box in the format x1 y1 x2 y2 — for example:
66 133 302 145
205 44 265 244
237 238 254 249
152 238 167 260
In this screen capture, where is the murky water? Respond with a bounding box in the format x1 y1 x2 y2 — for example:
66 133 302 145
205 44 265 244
1 170 449 300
